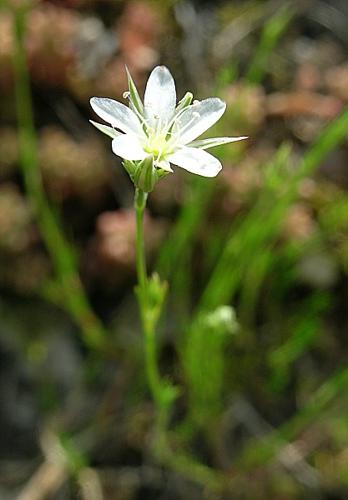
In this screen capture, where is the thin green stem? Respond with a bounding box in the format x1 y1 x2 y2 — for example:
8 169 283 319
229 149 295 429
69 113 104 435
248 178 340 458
134 188 211 485
144 318 164 408
134 188 164 407
134 188 148 291
11 5 107 350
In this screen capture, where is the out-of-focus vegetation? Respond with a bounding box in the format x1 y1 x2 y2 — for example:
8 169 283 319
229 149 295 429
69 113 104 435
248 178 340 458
1 0 348 498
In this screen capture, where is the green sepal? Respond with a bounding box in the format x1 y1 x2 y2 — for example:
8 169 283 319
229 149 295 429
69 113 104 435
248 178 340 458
157 168 171 180
89 120 120 139
125 66 144 116
133 156 158 193
123 159 137 178
176 91 193 113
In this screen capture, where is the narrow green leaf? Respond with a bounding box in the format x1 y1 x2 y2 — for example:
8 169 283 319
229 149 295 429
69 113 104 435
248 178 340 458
246 4 294 84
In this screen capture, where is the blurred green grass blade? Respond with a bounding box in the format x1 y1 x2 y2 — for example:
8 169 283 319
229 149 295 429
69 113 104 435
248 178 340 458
182 306 238 428
319 194 348 232
160 439 226 492
12 8 74 278
59 433 89 476
199 108 348 312
198 144 291 311
240 364 348 468
12 5 108 350
297 107 348 179
238 245 273 325
156 177 214 279
216 61 239 89
268 292 330 391
245 4 294 84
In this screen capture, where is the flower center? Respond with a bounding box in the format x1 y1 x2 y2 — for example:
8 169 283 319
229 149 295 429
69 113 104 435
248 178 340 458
143 131 172 159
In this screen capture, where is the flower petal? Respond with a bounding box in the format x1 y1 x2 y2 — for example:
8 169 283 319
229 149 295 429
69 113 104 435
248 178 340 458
90 97 144 137
112 135 147 161
174 98 226 145
155 159 173 172
89 120 121 139
188 136 248 150
167 147 222 177
144 66 176 127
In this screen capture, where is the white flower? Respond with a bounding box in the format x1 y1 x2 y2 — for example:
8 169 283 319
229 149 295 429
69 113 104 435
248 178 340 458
90 66 247 178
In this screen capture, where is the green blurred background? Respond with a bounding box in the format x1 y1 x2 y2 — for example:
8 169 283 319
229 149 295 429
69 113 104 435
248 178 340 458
1 0 348 498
